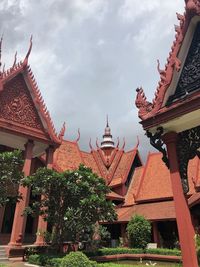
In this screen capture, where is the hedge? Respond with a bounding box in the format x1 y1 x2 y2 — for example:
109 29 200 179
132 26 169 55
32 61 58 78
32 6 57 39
85 247 181 257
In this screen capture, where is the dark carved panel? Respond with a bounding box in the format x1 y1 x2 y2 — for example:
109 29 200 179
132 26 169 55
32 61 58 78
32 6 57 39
167 22 200 104
0 74 43 130
146 127 169 169
177 125 200 194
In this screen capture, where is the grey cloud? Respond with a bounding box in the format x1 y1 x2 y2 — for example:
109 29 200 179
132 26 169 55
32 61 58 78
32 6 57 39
0 0 185 159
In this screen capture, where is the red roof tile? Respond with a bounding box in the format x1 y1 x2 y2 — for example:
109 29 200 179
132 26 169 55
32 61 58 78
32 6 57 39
54 140 83 171
110 150 137 187
124 166 144 206
136 153 197 203
81 151 101 176
107 191 125 201
116 201 176 223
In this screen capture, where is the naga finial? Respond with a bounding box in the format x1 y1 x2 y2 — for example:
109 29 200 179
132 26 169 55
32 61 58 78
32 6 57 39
76 128 80 142
89 138 93 151
135 136 139 149
96 138 100 149
116 137 120 149
0 34 3 75
121 137 126 150
23 35 33 66
58 122 66 140
12 51 17 69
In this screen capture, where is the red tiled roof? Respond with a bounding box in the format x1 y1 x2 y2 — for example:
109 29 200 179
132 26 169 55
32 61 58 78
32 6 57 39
116 201 176 223
188 192 200 208
107 191 125 201
54 140 83 171
124 166 144 206
110 149 137 187
136 153 197 203
81 151 101 176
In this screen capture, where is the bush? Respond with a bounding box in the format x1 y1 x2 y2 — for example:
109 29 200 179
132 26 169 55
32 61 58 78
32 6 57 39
61 251 97 267
145 248 181 256
28 254 49 266
48 257 63 267
127 215 151 249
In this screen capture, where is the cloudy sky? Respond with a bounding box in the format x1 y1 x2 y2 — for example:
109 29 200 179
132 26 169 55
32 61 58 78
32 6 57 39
0 0 185 160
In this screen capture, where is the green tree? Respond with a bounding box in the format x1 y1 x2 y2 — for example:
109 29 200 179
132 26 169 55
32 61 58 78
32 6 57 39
127 214 151 249
23 164 117 249
0 150 24 207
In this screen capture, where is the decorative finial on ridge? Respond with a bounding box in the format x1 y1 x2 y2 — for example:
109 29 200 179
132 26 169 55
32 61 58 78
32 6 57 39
23 35 33 66
135 136 139 149
0 34 3 73
89 138 93 151
76 128 80 142
121 137 126 150
106 114 109 127
96 138 100 149
116 137 120 148
58 122 66 140
12 51 17 69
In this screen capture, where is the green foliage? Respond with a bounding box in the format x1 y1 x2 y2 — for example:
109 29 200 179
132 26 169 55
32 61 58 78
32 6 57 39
28 254 49 265
61 251 97 267
127 215 151 249
23 164 117 249
195 233 200 264
0 150 24 207
85 247 181 257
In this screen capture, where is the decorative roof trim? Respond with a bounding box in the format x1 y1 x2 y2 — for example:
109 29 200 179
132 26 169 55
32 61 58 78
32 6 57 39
135 0 200 120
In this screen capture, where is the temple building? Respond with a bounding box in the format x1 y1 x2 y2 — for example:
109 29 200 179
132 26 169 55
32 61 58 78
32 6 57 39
1 1 200 262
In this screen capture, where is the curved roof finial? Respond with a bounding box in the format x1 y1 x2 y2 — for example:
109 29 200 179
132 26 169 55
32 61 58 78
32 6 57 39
96 137 100 149
58 122 66 140
89 138 93 151
116 137 120 148
23 35 33 66
135 136 139 149
12 51 17 69
76 128 80 143
121 137 126 150
0 34 3 73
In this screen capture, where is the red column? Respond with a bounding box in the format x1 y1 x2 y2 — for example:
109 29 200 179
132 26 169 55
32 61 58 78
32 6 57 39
8 140 34 247
163 132 198 267
35 146 54 246
152 222 160 247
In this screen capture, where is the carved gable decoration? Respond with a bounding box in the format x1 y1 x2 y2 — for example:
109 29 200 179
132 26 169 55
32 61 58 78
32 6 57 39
168 22 200 104
0 74 43 130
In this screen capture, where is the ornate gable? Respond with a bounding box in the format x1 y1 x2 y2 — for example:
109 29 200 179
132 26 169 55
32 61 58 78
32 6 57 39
135 0 200 120
0 74 43 130
167 21 200 104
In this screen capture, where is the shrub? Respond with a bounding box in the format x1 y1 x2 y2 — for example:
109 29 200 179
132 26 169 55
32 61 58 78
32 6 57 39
28 254 49 266
127 215 151 249
145 248 181 256
61 251 97 267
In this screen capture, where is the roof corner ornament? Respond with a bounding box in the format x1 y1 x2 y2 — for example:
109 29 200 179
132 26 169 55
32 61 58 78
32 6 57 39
96 138 100 149
76 128 80 143
116 137 120 149
23 35 33 67
185 0 200 15
89 138 93 151
121 137 126 150
135 136 139 149
177 125 200 194
0 34 3 78
135 87 153 119
12 51 17 70
146 127 169 169
58 122 66 140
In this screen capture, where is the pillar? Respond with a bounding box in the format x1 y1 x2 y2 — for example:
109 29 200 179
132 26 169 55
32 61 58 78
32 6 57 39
0 206 5 233
35 146 54 246
8 140 34 247
163 132 198 267
152 222 160 247
120 224 127 246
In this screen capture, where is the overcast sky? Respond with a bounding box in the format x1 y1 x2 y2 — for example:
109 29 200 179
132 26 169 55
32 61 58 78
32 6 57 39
0 0 185 161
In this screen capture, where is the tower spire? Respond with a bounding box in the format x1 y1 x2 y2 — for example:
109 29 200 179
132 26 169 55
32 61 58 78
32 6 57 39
100 116 115 149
